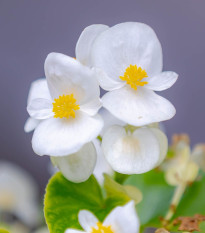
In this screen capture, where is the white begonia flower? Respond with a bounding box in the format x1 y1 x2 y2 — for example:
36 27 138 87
65 201 139 233
0 161 39 227
93 139 113 185
102 125 168 174
24 78 50 133
77 22 178 126
51 142 97 183
27 53 103 157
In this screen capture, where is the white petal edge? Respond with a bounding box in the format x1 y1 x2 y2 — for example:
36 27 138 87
78 210 99 232
32 112 103 156
103 201 139 233
51 142 97 183
80 98 102 116
146 71 178 91
27 98 54 120
91 22 162 83
45 53 100 107
93 139 113 185
27 78 51 105
93 67 125 91
102 126 161 174
149 128 168 166
76 24 109 66
99 108 125 136
65 229 85 233
24 117 40 133
102 86 176 126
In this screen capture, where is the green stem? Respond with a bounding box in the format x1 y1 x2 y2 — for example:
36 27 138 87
165 182 187 221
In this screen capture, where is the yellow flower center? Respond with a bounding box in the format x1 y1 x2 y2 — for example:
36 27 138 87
52 94 80 119
91 222 114 233
120 64 148 90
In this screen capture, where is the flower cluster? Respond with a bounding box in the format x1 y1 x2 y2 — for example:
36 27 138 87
25 22 177 184
25 22 178 233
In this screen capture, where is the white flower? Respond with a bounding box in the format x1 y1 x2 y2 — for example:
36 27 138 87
27 53 103 157
24 78 50 133
77 22 178 126
93 139 113 185
0 161 39 227
92 108 126 184
51 142 97 183
65 201 139 233
102 125 168 174
99 108 125 137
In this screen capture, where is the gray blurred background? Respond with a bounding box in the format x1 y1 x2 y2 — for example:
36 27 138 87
0 0 205 193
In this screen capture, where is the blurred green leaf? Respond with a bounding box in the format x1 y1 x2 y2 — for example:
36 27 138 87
114 172 129 184
125 170 175 228
44 172 129 233
173 175 205 217
0 229 9 233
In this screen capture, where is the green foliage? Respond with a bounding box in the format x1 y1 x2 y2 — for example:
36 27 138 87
0 229 9 233
44 172 129 233
174 175 205 217
125 170 175 228
114 172 130 184
104 174 142 205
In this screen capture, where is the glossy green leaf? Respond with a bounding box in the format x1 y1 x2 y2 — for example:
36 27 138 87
44 172 129 233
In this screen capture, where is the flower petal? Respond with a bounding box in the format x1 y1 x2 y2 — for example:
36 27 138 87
51 142 96 183
91 22 162 85
93 139 113 185
24 117 40 133
102 86 176 126
149 128 168 166
45 53 100 106
65 229 85 233
27 98 54 120
27 78 51 105
32 112 103 156
99 108 125 136
80 98 102 116
76 24 109 66
103 201 139 233
78 210 98 232
146 71 178 91
102 126 161 174
93 67 125 91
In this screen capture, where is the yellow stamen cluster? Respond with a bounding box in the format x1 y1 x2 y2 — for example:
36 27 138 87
91 222 114 233
120 64 148 90
52 94 80 119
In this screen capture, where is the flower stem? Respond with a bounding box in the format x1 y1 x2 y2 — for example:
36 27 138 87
165 182 187 221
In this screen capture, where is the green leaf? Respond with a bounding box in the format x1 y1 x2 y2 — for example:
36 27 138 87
44 172 129 233
173 175 205 217
125 170 175 227
0 229 9 233
114 172 130 184
104 174 142 205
